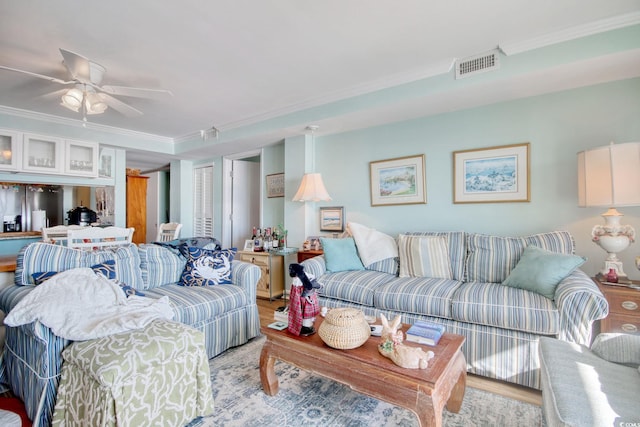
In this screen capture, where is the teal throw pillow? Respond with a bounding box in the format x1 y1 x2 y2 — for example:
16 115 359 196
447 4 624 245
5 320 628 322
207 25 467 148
320 237 365 273
503 245 586 299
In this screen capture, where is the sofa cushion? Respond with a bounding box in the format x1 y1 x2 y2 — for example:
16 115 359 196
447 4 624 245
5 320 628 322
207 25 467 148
591 333 640 367
374 277 462 319
16 242 144 289
465 231 575 283
503 245 585 299
452 281 559 335
142 283 250 325
366 257 399 275
320 238 365 273
402 231 466 281
539 337 640 427
138 244 186 289
398 234 452 279
180 247 236 286
318 270 395 306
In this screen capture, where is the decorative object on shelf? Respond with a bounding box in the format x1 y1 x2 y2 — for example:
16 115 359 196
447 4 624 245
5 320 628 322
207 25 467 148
606 268 619 284
318 307 370 350
378 314 434 369
370 154 426 206
266 173 285 198
578 141 640 277
319 206 344 232
453 142 530 203
287 263 321 336
292 125 332 202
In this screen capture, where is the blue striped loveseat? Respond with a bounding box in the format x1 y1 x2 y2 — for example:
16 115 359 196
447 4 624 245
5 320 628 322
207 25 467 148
0 242 261 427
302 231 608 390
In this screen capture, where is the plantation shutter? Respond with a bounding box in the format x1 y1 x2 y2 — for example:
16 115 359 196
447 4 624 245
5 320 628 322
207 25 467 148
193 165 214 236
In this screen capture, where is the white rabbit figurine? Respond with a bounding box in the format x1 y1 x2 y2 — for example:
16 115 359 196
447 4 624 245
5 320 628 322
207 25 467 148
378 314 434 369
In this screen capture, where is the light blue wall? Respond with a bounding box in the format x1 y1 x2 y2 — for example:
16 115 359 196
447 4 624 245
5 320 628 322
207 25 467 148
293 77 640 279
262 143 285 229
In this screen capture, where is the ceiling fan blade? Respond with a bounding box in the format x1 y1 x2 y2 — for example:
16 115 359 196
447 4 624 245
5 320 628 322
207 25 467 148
59 48 93 83
0 65 74 85
100 85 173 99
99 93 143 117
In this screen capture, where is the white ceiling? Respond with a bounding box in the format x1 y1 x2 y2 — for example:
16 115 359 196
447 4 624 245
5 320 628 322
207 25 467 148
1 1 639 171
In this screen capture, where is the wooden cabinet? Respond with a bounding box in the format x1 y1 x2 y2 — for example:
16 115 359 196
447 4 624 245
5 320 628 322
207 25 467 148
297 250 323 263
239 250 284 300
126 175 148 244
595 277 640 335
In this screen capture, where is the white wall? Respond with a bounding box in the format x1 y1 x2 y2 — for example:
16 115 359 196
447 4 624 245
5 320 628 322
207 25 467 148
288 78 640 279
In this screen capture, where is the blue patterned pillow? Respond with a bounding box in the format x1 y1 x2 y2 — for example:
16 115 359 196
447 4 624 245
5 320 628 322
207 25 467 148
180 247 236 286
32 260 116 285
113 279 146 297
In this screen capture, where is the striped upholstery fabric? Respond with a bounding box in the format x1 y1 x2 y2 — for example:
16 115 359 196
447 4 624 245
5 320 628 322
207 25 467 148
451 281 559 335
465 231 574 283
398 234 452 279
15 242 144 289
0 246 262 427
138 244 186 289
403 231 466 280
318 270 395 306
374 277 462 318
555 269 608 343
366 257 399 275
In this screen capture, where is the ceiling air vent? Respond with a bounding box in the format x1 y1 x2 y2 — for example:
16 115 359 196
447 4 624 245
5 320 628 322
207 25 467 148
455 50 500 79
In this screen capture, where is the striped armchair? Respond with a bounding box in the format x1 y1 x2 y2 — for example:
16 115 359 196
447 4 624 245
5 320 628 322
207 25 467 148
304 230 608 390
0 242 261 427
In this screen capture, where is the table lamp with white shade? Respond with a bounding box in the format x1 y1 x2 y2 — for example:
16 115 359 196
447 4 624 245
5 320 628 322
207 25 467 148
578 141 640 278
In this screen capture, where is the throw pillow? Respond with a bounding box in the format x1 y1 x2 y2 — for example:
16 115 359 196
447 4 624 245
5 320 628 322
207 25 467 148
320 238 365 273
32 260 117 285
347 222 398 267
591 333 640 367
398 234 452 279
113 279 146 297
502 245 586 299
180 247 236 286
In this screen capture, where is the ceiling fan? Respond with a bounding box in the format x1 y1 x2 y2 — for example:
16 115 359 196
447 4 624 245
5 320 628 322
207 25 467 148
0 48 172 121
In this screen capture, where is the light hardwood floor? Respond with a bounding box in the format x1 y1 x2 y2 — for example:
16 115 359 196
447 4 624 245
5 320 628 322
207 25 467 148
256 298 542 406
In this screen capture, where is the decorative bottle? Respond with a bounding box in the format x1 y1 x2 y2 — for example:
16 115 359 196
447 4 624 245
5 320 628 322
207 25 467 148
606 268 618 283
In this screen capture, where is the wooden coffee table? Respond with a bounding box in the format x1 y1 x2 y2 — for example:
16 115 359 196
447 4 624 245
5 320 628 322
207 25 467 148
260 317 466 427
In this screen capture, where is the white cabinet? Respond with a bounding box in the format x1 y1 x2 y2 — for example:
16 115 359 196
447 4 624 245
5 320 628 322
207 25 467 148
0 129 22 171
22 133 64 174
65 140 98 177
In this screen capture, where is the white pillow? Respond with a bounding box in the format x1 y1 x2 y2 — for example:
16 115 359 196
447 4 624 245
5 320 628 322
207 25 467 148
347 222 398 266
398 234 452 279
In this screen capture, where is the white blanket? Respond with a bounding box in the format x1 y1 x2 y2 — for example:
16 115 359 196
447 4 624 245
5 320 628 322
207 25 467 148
4 268 174 341
347 222 398 266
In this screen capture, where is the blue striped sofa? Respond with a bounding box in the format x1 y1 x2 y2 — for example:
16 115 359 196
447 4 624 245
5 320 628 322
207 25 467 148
0 242 261 427
302 231 608 390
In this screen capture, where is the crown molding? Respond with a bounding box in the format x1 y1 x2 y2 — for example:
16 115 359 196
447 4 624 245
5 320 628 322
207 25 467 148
0 105 174 143
500 11 640 56
209 58 456 133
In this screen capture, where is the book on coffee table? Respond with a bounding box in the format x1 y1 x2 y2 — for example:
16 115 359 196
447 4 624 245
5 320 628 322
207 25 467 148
406 320 446 346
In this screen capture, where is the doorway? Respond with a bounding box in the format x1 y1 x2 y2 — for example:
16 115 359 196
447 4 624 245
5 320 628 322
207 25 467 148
222 151 261 249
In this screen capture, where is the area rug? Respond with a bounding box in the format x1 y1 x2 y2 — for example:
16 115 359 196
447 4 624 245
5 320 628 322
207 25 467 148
190 337 542 427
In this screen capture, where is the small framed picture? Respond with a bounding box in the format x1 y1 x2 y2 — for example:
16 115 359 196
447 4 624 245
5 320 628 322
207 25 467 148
319 206 344 232
266 173 285 198
243 239 254 251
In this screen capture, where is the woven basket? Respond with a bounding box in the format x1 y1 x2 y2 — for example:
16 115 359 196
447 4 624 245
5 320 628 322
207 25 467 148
318 308 371 349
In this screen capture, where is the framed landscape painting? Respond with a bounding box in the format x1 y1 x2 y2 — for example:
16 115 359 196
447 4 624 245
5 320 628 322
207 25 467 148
370 154 426 206
319 206 344 232
453 142 530 203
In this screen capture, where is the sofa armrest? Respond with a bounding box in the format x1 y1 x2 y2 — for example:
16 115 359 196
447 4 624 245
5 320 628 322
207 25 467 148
554 268 608 345
300 255 326 279
231 260 261 301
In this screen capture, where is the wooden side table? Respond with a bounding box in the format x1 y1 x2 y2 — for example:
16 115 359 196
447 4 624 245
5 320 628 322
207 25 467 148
297 250 323 263
594 277 640 335
238 251 284 300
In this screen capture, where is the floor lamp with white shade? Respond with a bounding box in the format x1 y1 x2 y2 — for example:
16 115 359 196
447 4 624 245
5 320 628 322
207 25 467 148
578 141 640 278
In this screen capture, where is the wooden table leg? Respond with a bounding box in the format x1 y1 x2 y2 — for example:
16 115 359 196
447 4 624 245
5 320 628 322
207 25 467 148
445 352 467 413
259 341 279 396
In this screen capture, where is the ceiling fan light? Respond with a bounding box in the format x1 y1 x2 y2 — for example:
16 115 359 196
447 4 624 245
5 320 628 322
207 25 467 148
85 92 107 114
61 87 83 111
